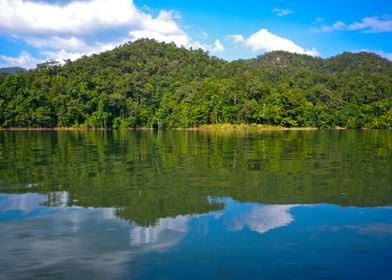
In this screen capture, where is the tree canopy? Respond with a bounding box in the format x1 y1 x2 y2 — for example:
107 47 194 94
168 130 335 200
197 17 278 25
0 39 391 129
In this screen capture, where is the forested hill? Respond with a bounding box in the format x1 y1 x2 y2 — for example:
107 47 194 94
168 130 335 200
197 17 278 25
0 67 26 74
0 39 391 128
247 51 392 75
0 67 26 80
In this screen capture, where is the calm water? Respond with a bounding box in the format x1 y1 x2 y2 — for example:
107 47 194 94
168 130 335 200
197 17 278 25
0 130 391 279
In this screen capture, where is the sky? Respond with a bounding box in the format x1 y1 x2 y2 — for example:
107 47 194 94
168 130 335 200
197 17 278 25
0 0 391 69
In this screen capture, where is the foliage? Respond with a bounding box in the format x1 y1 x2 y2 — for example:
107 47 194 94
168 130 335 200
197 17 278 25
0 39 391 128
0 67 26 74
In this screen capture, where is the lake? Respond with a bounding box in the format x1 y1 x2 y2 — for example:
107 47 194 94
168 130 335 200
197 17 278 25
0 130 391 279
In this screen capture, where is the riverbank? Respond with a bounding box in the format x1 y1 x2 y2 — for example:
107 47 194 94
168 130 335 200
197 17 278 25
0 124 324 131
185 124 321 131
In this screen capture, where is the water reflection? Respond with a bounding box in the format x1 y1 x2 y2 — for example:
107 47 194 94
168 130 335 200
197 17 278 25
1 193 392 279
0 192 47 213
0 130 391 279
127 199 299 255
225 202 295 234
0 194 129 279
319 223 392 236
1 130 391 210
0 192 301 264
130 215 190 251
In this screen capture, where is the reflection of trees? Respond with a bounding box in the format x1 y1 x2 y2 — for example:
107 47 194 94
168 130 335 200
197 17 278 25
0 193 298 279
0 130 391 224
116 199 224 226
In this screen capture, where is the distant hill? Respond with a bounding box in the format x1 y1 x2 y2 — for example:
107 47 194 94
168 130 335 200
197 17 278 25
243 50 392 74
324 52 392 75
0 67 27 74
0 39 391 129
247 51 322 70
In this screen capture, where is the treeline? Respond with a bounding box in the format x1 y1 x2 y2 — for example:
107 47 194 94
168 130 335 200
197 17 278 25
0 39 391 128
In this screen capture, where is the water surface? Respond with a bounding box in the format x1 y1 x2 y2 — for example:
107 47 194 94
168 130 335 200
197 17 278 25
0 130 391 279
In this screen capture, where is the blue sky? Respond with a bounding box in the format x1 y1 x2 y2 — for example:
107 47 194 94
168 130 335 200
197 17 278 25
0 0 391 68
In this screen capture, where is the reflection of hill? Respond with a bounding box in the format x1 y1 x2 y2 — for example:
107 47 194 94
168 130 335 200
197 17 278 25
0 193 303 279
0 130 391 223
115 198 223 226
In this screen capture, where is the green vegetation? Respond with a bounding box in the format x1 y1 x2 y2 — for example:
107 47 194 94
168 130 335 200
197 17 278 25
1 130 391 224
0 67 27 81
0 67 26 74
0 39 391 129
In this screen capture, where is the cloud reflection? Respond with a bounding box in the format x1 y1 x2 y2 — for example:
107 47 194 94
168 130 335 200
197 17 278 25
130 215 190 252
0 193 300 278
0 191 69 213
228 204 295 234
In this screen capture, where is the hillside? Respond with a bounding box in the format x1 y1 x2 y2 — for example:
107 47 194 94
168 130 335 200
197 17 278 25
325 52 392 75
0 39 391 128
248 51 322 70
0 67 26 80
0 67 26 74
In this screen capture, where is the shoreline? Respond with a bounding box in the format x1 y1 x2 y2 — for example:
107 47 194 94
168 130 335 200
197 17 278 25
0 124 350 131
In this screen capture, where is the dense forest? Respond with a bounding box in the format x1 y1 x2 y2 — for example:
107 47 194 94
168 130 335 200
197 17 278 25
0 39 391 129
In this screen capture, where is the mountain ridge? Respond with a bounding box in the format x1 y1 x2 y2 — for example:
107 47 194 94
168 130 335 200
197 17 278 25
0 67 27 74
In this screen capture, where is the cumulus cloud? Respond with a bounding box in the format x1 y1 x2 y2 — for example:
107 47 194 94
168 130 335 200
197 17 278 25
313 16 392 33
0 0 140 36
0 0 222 68
26 36 87 51
272 8 293 17
228 28 319 56
0 51 41 69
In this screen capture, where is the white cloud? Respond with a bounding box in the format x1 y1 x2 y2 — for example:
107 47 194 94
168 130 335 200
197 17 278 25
139 10 184 37
0 0 222 68
0 51 41 69
228 34 246 44
25 36 132 64
228 28 319 56
41 49 86 63
348 16 392 32
129 30 189 47
316 21 346 32
0 0 140 36
26 36 88 52
212 39 225 52
273 8 293 17
313 16 392 33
